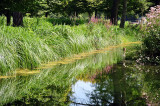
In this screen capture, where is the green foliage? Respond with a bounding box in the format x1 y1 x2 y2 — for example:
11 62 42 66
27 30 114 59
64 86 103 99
143 5 160 58
142 66 160 103
126 0 152 16
47 18 87 25
0 17 140 74
0 0 44 18
0 16 6 25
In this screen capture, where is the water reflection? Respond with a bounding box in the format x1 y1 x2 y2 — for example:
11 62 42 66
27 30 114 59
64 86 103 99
0 46 124 105
71 62 160 106
0 43 159 106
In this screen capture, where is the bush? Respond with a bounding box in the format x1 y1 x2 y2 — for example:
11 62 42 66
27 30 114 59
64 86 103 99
143 5 160 57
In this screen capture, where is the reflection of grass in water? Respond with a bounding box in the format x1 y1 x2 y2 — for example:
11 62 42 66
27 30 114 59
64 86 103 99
76 48 123 83
0 46 125 105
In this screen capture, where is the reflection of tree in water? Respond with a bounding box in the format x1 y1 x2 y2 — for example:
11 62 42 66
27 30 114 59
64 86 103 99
141 66 160 105
75 53 160 106
88 64 147 106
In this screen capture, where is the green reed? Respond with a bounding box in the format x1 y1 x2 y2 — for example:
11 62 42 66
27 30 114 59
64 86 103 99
0 16 141 74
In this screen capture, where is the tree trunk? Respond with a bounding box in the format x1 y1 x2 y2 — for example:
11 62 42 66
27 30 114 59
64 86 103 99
95 9 97 18
45 12 49 18
111 0 120 25
5 10 11 26
74 11 78 18
88 12 92 20
112 69 121 105
13 12 23 27
104 13 108 19
111 66 126 106
120 0 127 28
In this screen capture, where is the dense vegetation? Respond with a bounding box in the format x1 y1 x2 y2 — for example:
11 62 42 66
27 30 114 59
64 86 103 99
144 6 160 55
0 17 141 74
0 0 158 26
140 5 160 64
0 0 159 105
0 0 159 73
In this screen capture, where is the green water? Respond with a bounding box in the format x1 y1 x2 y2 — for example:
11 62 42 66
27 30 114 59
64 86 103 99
0 44 159 106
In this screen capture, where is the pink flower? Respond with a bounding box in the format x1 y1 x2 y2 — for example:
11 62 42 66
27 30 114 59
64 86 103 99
89 17 98 23
145 5 160 31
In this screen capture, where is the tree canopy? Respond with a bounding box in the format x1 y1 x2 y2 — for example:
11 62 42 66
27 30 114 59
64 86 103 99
0 0 157 26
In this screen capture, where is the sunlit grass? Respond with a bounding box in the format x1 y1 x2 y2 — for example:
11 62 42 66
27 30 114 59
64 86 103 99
0 16 141 75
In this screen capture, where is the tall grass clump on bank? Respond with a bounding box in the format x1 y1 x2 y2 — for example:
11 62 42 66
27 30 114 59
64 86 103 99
0 26 53 74
0 16 141 75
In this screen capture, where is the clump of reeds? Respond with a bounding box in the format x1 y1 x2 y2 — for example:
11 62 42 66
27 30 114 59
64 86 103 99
0 16 140 75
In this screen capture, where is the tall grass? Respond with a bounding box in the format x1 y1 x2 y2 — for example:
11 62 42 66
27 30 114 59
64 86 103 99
0 16 141 75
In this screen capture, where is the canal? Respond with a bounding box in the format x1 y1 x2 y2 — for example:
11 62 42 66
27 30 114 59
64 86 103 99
0 42 159 105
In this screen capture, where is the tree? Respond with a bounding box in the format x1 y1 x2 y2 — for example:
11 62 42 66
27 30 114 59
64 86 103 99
148 0 160 6
88 0 104 18
120 0 127 28
111 0 120 25
0 0 42 26
0 0 12 25
12 0 42 26
46 0 72 17
127 0 152 17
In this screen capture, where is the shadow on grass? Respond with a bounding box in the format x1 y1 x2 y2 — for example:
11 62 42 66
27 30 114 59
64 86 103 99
46 18 88 26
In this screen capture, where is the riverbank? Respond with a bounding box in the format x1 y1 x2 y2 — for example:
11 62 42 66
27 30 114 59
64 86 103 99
0 41 141 79
0 17 142 75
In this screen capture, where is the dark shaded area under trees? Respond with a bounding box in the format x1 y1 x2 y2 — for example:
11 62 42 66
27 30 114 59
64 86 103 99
0 0 157 27
0 0 41 26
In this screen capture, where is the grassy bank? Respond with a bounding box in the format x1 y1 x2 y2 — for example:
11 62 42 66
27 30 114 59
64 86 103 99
0 17 141 75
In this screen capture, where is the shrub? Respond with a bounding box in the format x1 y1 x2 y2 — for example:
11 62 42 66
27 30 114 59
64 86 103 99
47 18 87 26
143 5 160 57
88 17 113 32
